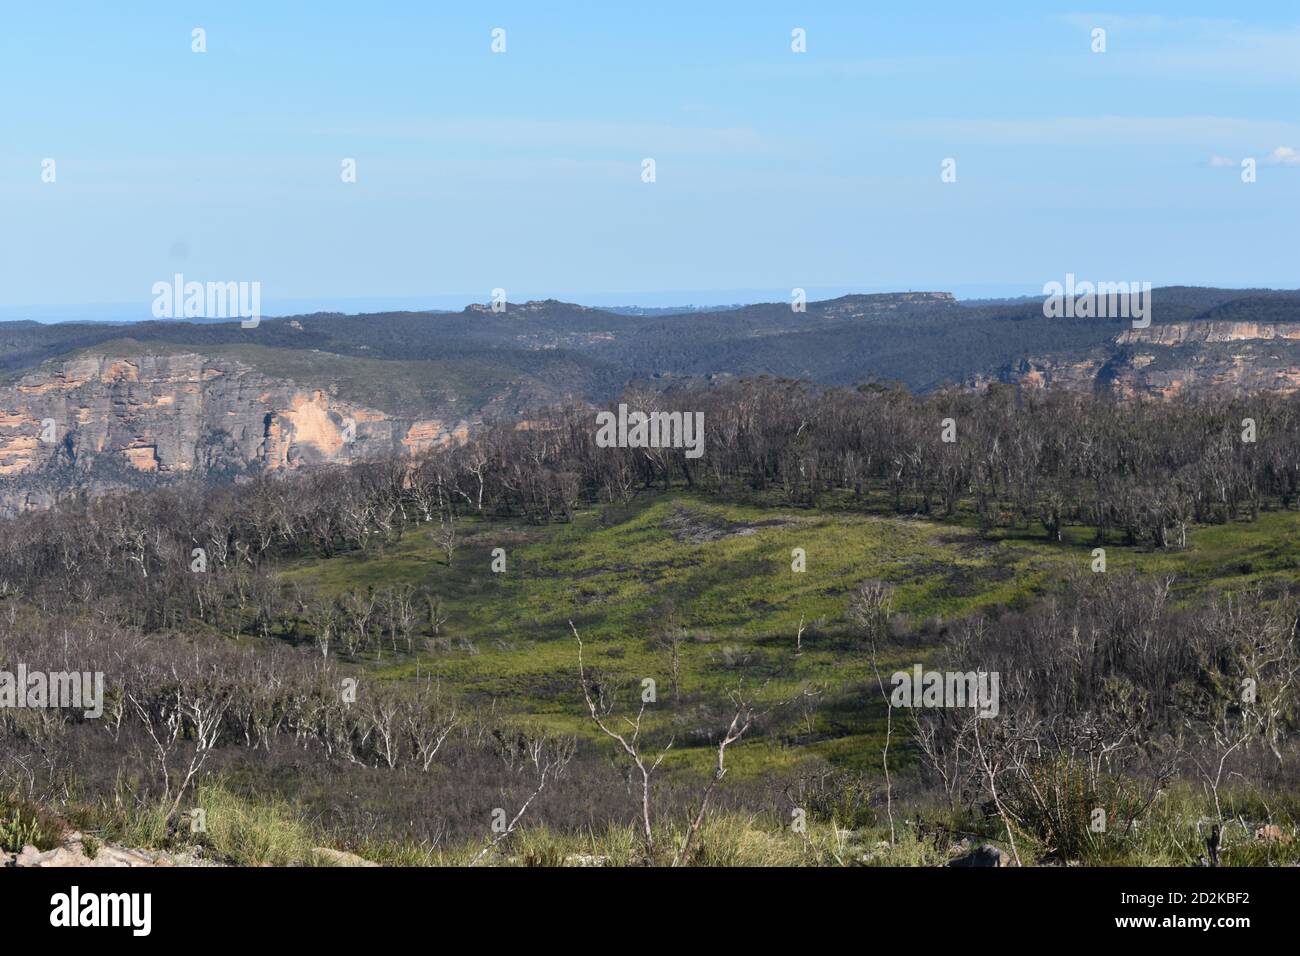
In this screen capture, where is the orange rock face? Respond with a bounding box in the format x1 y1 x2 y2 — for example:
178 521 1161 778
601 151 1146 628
0 352 471 513
993 322 1300 399
401 420 468 454
124 443 159 472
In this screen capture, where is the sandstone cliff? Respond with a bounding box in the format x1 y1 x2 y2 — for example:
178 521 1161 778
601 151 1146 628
0 351 469 514
991 321 1300 399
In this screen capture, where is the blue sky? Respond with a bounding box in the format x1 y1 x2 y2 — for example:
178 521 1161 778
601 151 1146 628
3 1 1300 318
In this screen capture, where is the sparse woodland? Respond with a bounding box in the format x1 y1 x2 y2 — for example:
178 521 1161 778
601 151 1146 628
2 380 1299 865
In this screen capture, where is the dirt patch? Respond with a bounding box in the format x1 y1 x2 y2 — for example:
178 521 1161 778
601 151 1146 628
662 505 800 544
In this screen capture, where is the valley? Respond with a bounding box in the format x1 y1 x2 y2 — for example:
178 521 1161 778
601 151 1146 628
5 287 1300 515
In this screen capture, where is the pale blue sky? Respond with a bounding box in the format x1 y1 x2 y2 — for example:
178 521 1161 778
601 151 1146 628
3 1 1299 318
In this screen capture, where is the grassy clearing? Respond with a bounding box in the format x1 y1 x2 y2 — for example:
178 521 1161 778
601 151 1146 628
279 492 1053 769
277 491 1300 779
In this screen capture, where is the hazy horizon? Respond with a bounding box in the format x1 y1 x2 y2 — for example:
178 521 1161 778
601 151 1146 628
8 280 1300 325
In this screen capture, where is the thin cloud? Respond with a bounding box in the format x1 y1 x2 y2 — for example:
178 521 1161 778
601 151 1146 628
892 116 1300 146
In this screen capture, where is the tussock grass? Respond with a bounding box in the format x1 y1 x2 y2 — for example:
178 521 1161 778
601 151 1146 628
185 784 320 866
81 784 320 866
40 779 1300 867
0 795 66 852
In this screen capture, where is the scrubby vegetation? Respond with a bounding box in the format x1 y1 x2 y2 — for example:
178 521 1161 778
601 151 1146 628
2 380 1299 865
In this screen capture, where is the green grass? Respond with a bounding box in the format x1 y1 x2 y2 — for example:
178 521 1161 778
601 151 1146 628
0 796 67 853
280 492 1055 770
275 490 1300 780
166 784 1300 867
53 757 1299 868
97 783 325 867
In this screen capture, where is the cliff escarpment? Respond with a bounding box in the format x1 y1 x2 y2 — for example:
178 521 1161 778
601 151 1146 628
0 351 468 514
992 320 1300 398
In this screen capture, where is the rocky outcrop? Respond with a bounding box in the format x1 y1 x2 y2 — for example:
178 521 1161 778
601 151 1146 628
1116 321 1300 346
4 825 379 868
990 322 1300 399
0 351 469 514
310 847 379 867
6 830 210 868
948 844 1013 867
980 357 1106 393
1254 824 1293 844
